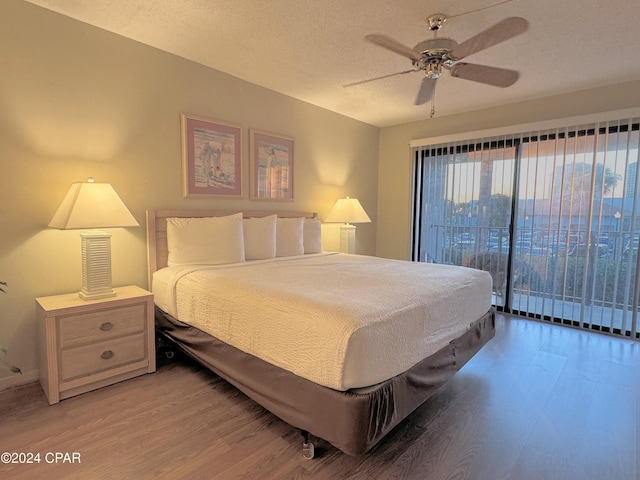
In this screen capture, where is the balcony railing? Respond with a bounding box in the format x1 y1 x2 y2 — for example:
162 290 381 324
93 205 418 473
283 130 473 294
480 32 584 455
421 224 639 336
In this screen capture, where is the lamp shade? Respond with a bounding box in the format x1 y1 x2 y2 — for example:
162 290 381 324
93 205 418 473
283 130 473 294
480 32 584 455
324 197 371 224
48 179 139 229
48 178 138 300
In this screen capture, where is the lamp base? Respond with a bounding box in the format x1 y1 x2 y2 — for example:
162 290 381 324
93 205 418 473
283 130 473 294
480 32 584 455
79 231 115 301
339 224 356 254
79 289 116 301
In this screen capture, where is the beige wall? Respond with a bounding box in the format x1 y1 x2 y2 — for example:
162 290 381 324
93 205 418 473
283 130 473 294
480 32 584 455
377 80 640 260
0 1 379 386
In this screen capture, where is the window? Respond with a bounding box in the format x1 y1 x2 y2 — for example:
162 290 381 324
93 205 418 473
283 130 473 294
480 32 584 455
412 119 640 338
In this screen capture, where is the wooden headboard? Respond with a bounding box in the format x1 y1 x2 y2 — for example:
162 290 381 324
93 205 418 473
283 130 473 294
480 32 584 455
146 209 317 288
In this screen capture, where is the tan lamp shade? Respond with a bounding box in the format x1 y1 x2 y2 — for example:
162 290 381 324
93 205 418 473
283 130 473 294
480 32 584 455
49 178 138 300
49 180 139 229
324 197 371 225
325 197 370 254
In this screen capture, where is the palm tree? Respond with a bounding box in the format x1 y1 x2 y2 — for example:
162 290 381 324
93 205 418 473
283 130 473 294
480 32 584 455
559 163 621 218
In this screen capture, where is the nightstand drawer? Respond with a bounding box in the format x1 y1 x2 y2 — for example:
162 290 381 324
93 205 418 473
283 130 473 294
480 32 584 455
58 303 146 348
60 333 146 382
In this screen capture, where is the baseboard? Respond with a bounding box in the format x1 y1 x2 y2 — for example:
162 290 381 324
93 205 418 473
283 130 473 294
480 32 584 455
0 369 39 391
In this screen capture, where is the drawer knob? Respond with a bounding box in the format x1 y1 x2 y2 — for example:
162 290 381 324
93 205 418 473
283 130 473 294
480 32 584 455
100 322 113 331
101 350 114 360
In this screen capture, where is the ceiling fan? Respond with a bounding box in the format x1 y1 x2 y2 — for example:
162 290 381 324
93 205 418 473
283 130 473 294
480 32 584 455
347 14 528 110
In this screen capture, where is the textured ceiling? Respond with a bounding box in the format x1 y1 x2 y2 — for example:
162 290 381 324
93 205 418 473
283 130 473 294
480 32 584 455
24 0 640 127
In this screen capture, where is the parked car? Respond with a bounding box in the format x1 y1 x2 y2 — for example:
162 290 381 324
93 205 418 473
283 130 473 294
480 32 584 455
529 246 550 256
513 240 533 254
597 234 612 249
535 237 560 254
554 242 568 254
488 240 533 254
453 240 475 251
569 243 609 258
486 237 509 250
566 233 583 248
459 232 475 242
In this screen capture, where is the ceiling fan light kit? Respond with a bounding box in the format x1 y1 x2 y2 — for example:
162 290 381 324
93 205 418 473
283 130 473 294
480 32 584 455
350 13 529 117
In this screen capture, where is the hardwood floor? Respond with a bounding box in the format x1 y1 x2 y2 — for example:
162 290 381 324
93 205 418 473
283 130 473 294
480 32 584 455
1 313 638 479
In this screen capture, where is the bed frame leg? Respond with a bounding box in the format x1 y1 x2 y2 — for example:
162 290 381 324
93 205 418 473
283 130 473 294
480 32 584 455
156 333 176 360
301 430 315 459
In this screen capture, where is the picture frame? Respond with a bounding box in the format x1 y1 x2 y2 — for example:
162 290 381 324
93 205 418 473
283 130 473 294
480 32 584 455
181 114 242 198
249 129 294 201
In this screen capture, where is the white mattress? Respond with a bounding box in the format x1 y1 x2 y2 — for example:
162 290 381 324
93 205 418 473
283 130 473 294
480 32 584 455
153 253 492 391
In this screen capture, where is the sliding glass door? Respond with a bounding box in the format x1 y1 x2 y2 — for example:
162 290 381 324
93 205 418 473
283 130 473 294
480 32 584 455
413 138 517 307
412 119 640 339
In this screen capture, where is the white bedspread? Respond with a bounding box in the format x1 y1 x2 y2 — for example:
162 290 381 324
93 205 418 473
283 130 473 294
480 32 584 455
153 253 492 391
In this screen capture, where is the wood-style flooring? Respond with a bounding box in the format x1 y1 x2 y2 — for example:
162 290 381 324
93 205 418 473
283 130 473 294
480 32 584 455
0 313 638 480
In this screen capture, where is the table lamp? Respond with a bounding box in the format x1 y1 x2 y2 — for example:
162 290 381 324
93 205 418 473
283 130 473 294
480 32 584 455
325 197 371 254
48 178 139 300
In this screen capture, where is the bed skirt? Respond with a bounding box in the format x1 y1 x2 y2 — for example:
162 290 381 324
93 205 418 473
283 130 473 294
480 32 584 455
155 307 495 455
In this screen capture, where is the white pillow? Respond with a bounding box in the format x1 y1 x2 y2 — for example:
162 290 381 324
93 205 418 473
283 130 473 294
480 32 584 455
166 213 245 266
276 217 305 257
303 217 322 254
243 215 277 260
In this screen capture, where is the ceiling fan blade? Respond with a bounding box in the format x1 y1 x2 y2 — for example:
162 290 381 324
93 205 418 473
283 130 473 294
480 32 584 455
415 77 437 105
449 17 528 60
343 69 416 88
449 62 519 87
365 34 421 61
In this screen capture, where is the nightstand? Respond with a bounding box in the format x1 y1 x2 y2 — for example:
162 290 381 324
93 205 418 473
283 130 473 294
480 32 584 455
36 285 156 405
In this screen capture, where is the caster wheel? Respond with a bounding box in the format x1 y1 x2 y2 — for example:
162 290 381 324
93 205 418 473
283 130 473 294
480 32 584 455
302 441 315 459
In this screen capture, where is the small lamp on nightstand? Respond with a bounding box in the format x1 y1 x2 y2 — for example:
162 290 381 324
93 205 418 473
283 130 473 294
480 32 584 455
48 177 139 300
325 196 371 254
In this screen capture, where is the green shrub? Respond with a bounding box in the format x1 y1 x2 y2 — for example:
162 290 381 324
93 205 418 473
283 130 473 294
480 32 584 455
544 256 637 307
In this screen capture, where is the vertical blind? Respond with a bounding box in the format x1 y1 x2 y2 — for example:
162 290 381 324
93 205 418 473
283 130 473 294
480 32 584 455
412 118 640 339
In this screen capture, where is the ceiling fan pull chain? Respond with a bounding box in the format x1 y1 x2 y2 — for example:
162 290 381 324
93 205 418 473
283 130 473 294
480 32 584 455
430 95 436 118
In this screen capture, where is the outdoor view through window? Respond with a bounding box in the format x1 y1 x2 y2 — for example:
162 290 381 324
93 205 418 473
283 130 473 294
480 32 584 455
413 119 640 338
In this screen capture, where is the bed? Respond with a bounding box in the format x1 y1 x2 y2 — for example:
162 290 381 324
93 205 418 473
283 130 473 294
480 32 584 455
147 209 495 457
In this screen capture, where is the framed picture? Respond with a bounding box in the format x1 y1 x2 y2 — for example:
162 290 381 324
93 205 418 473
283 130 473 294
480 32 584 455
181 114 242 198
250 129 294 201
